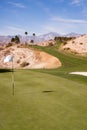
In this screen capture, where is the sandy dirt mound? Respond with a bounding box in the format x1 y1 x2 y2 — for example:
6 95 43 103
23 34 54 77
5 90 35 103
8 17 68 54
62 35 87 55
0 45 61 69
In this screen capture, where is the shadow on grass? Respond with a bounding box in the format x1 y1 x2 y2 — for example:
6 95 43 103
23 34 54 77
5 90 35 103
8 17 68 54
16 90 55 95
0 69 12 73
42 90 55 93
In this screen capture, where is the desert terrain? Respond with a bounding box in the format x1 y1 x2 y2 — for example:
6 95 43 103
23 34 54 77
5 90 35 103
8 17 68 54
62 34 87 55
0 44 61 69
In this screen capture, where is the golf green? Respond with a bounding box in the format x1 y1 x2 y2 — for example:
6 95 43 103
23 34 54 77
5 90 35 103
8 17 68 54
0 69 87 130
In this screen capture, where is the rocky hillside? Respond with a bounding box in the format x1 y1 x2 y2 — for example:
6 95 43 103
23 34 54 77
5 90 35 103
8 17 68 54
62 34 87 55
0 44 61 69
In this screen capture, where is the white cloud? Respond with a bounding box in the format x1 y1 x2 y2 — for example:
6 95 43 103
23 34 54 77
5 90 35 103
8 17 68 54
51 17 87 24
70 0 82 6
5 26 25 35
71 0 80 4
41 24 67 34
40 15 87 34
8 2 26 8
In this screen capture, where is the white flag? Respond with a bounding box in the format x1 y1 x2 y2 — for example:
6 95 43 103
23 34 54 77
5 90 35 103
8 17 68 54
4 55 13 63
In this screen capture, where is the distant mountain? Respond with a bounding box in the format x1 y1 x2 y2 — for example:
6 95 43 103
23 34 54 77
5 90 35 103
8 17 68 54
38 32 61 41
0 32 61 44
0 32 83 44
23 32 61 42
64 32 82 37
0 36 12 44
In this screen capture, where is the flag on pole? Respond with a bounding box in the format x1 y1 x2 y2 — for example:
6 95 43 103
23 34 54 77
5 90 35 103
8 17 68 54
3 54 14 95
3 55 13 63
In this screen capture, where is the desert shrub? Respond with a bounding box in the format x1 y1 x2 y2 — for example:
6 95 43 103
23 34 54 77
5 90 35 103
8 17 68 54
6 43 13 47
20 61 29 67
63 42 67 45
64 48 66 50
17 59 20 64
11 38 15 42
72 41 75 44
23 55 25 58
64 47 70 50
66 47 70 50
20 57 22 59
49 42 54 46
30 40 34 43
4 49 10 55
22 43 29 48
17 45 21 48
17 44 28 48
11 35 20 44
10 48 14 51
0 46 3 50
15 35 20 43
54 36 75 42
80 42 83 45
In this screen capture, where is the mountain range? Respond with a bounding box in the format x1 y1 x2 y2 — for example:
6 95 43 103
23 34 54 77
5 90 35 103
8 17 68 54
0 32 83 44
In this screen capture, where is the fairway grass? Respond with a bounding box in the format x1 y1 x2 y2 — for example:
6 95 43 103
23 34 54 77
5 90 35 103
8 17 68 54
0 42 87 130
0 70 87 130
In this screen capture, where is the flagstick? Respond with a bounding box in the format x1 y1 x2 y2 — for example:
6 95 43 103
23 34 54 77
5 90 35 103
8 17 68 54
11 59 14 96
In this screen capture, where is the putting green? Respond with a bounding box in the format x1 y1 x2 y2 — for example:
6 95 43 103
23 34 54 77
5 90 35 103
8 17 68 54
0 69 87 130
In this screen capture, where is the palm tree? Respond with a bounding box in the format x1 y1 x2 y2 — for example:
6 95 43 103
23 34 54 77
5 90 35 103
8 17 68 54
33 33 36 43
25 31 28 36
25 31 28 44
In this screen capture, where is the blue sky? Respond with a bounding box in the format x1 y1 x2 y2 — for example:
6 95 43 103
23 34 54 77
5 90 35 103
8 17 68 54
0 0 87 35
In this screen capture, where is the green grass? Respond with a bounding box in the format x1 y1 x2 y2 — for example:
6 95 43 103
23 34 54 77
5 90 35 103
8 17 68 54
0 42 87 130
30 43 87 85
0 70 87 130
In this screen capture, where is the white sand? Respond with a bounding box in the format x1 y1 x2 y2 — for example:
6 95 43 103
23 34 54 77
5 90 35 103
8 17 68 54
69 72 87 76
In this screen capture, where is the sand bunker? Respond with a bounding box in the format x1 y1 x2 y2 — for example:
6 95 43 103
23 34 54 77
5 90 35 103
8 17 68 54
69 72 87 76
